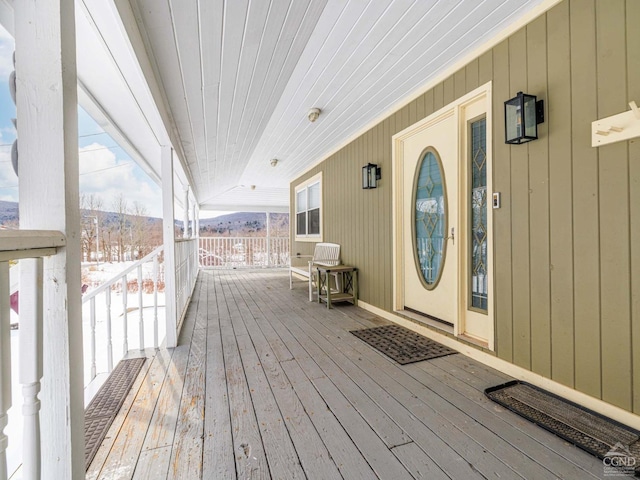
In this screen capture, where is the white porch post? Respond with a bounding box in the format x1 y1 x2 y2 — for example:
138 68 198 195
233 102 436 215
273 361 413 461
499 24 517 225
183 186 190 239
195 204 200 239
15 0 84 477
266 212 271 267
191 200 196 239
162 146 178 348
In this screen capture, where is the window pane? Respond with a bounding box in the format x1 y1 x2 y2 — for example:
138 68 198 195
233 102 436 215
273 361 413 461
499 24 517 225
296 190 306 212
308 182 320 209
308 208 320 235
470 118 488 311
415 150 446 286
296 212 307 235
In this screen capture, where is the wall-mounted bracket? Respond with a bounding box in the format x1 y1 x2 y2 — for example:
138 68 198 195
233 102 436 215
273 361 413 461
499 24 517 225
592 101 640 147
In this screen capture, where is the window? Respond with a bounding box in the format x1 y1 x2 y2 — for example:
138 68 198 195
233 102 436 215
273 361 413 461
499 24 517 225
295 173 322 241
469 117 488 312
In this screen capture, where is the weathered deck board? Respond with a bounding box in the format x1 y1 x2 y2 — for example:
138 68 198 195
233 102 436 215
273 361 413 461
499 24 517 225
89 269 616 479
225 276 343 479
217 274 271 479
167 277 207 480
202 274 235 480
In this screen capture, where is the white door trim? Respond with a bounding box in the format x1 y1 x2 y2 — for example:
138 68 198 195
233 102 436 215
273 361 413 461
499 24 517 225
392 82 494 349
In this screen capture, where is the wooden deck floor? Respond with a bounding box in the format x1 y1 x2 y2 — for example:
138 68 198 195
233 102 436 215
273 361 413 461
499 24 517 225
87 269 613 479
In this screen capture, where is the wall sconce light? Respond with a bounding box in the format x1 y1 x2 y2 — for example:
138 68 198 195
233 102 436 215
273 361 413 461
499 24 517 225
362 163 381 189
504 91 544 144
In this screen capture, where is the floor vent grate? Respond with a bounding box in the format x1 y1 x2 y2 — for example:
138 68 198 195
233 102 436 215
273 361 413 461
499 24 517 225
85 357 146 470
486 380 640 475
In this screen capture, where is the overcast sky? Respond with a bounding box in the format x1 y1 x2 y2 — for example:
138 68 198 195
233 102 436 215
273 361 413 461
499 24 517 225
0 25 230 220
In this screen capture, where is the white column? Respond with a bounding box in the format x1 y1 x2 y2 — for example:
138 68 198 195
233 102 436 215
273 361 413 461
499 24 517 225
266 212 271 268
191 200 196 240
183 186 190 239
195 204 200 239
162 146 177 348
15 0 84 477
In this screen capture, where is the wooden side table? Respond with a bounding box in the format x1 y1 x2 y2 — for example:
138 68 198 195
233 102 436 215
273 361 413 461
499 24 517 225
316 265 358 309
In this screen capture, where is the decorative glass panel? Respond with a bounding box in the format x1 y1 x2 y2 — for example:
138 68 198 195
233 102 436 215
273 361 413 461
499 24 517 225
470 118 488 311
414 150 446 287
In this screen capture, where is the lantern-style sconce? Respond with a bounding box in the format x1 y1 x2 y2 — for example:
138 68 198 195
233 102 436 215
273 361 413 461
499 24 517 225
362 163 381 189
504 91 544 144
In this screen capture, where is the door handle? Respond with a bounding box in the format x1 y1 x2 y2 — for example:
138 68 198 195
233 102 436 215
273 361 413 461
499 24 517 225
446 227 455 244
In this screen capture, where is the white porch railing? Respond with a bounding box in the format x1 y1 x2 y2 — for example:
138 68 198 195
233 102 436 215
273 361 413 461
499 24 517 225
175 238 198 323
81 246 165 386
199 236 290 268
0 230 66 480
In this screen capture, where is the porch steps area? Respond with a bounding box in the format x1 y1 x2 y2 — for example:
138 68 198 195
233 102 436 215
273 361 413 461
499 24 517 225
87 269 614 479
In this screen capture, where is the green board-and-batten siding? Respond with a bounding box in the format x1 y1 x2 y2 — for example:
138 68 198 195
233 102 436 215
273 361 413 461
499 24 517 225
290 0 640 414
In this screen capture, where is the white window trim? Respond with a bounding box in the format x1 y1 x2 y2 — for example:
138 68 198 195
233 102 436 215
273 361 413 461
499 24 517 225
295 172 323 242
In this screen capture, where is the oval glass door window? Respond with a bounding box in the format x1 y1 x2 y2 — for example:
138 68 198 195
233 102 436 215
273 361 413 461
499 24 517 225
413 148 447 289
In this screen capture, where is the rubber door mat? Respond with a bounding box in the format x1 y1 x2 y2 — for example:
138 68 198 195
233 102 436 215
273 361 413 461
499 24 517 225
350 324 457 365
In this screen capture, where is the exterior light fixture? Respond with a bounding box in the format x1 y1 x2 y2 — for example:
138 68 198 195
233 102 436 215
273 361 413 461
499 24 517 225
362 163 381 189
504 91 544 144
270 158 278 167
308 107 321 123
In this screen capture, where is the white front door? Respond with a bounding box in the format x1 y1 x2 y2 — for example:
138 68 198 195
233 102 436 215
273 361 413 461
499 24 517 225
402 109 458 324
394 85 494 349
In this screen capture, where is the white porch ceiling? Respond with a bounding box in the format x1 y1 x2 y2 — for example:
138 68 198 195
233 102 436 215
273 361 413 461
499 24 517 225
124 0 548 211
4 0 551 212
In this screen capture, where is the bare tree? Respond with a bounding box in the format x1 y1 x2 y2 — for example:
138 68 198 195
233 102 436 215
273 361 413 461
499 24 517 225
130 201 148 259
112 193 129 262
80 193 104 262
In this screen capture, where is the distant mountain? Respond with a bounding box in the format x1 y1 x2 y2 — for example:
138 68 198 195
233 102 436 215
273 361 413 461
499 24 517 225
199 212 289 236
0 201 288 237
0 201 19 225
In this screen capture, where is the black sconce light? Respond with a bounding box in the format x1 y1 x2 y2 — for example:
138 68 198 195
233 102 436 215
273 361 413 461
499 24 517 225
504 91 544 144
362 163 381 189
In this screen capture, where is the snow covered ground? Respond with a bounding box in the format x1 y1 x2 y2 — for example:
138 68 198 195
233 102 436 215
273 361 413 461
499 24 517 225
6 261 168 479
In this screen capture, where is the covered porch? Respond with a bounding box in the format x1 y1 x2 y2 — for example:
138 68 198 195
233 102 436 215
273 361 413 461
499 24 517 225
88 269 605 479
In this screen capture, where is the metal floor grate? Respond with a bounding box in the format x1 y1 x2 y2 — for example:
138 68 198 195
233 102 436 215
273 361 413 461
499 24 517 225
486 381 640 474
350 324 457 365
85 357 146 470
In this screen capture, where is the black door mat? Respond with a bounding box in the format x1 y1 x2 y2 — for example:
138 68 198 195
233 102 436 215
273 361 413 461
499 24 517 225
85 357 146 470
486 381 640 475
350 324 457 365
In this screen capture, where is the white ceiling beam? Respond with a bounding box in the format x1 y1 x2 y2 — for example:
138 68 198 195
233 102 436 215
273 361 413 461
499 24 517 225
110 0 196 195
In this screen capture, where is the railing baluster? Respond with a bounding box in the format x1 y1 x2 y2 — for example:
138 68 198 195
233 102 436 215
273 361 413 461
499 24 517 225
19 257 43 479
122 275 128 355
0 261 11 480
153 256 158 348
90 297 97 380
137 265 144 350
198 236 291 268
106 287 113 372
